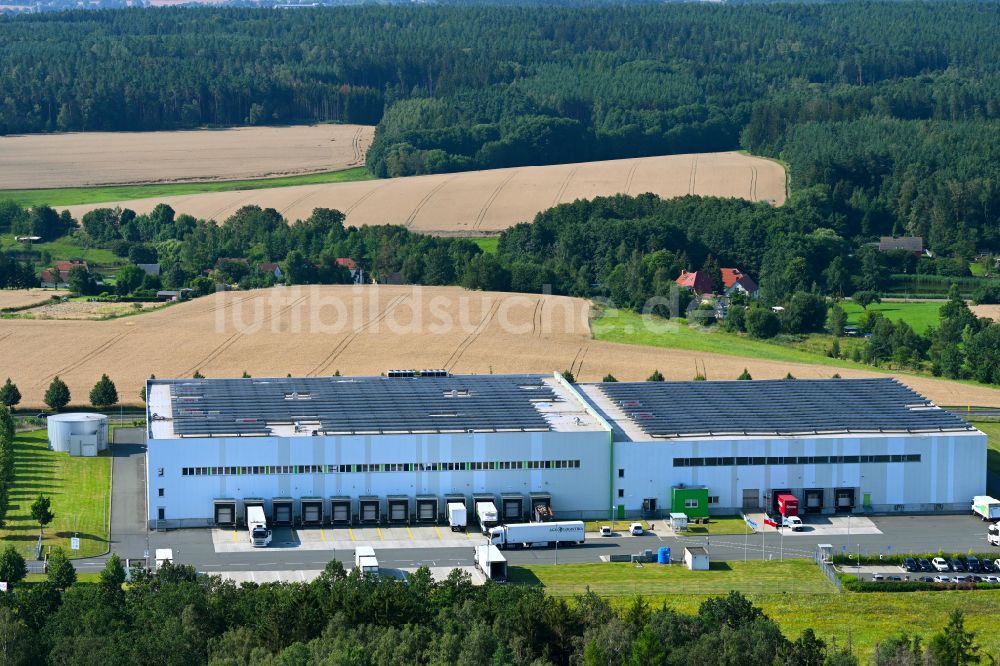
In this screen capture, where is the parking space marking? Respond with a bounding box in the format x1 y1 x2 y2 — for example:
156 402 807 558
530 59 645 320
232 530 238 543
320 530 326 542
407 526 414 540
349 528 355 542
435 526 443 540
377 527 384 541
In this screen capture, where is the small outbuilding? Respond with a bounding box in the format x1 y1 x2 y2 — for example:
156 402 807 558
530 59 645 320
684 546 710 571
47 413 108 456
669 512 689 532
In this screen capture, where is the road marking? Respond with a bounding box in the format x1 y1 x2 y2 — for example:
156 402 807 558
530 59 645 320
233 530 238 543
435 526 443 540
320 529 326 542
466 531 471 539
377 527 384 541
406 526 414 540
349 528 355 542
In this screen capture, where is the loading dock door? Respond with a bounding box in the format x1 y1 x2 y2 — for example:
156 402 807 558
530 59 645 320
387 498 409 524
804 489 823 514
301 499 323 525
835 488 855 513
416 497 438 523
359 498 380 524
243 499 265 528
501 496 523 522
273 500 293 525
742 489 759 511
330 498 351 525
214 500 236 526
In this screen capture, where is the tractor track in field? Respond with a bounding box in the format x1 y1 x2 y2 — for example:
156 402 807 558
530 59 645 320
309 294 409 376
443 299 501 371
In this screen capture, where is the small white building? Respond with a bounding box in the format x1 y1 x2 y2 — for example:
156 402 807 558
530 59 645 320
684 546 710 571
669 512 688 532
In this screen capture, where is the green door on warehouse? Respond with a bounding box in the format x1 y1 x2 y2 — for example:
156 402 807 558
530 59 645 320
863 493 872 507
617 504 625 520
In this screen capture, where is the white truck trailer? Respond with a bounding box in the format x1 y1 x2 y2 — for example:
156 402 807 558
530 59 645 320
354 546 379 575
247 505 272 547
488 520 585 549
448 502 467 532
972 496 1000 521
476 501 500 534
474 544 508 582
154 548 173 571
989 523 1000 547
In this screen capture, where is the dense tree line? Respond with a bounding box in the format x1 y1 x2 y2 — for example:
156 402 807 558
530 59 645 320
0 553 987 666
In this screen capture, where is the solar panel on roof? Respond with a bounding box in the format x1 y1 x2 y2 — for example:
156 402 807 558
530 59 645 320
163 375 560 437
597 378 974 438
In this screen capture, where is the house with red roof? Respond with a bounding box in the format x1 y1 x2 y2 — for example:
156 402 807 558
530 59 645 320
336 258 364 284
674 270 714 295
257 263 283 280
721 268 759 298
40 259 88 288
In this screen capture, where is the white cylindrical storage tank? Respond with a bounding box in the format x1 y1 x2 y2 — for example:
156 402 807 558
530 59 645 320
47 413 109 456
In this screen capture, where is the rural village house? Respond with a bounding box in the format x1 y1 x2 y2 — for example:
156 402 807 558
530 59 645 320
40 259 88 288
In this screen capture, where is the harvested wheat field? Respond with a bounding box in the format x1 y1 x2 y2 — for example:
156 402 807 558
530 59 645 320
0 289 67 310
62 152 786 234
0 124 374 189
972 304 1000 321
1 285 996 408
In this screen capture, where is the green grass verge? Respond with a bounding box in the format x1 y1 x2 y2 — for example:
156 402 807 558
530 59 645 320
511 560 1000 659
592 309 862 374
24 572 101 584
470 237 499 254
0 430 111 559
508 560 833 597
0 166 374 209
583 519 650 533
684 515 749 535
841 301 942 334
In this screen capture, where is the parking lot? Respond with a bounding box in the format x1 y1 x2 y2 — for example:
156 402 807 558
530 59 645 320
745 513 882 537
211 524 482 553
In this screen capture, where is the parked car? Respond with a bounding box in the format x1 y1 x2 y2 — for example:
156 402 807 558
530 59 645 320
599 526 613 537
981 559 997 573
983 575 1000 584
871 573 885 581
933 575 951 583
966 556 981 572
948 558 966 572
932 557 950 572
953 575 970 583
918 558 934 572
917 576 934 583
629 523 644 536
784 515 804 531
886 575 903 581
903 557 919 572
995 559 1000 571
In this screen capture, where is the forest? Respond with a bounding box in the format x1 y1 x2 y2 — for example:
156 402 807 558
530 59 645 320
0 552 988 666
1 4 1000 255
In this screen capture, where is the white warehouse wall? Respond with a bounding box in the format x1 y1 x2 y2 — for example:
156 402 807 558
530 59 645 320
612 431 986 515
147 429 611 526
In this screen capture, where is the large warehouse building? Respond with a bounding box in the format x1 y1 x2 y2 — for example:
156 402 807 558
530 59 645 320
145 373 984 528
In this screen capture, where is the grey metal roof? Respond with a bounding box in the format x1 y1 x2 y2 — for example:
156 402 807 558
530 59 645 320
596 378 976 438
162 375 560 437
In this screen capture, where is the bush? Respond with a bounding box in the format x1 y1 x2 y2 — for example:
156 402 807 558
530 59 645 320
972 284 1000 305
745 307 780 339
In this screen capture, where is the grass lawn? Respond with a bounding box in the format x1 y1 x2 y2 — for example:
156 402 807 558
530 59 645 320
470 237 499 254
592 309 862 372
24 572 101 584
0 430 111 559
841 300 942 334
2 235 120 266
511 560 1000 659
583 519 650 533
0 166 374 209
684 515 749 535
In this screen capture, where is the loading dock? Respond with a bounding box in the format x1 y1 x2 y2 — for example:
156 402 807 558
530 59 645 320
387 495 410 524
330 497 352 525
804 489 823 514
835 488 856 513
272 497 294 525
242 498 265 528
767 489 792 515
415 495 438 524
500 493 524 523
530 492 553 521
213 499 237 527
359 496 381 524
300 497 324 526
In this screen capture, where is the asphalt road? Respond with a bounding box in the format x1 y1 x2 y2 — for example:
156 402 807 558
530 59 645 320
72 512 999 574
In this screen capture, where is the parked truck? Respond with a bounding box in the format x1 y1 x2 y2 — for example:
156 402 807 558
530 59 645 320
488 520 585 549
972 496 1000 521
476 501 500 534
777 493 799 517
247 505 272 547
154 549 173 571
354 546 379 576
448 501 467 532
474 544 508 582
989 523 1000 547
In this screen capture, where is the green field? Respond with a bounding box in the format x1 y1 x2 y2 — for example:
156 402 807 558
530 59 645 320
0 430 111 559
684 515 749 535
0 166 374 209
841 300 942 334
511 561 1000 659
2 234 120 266
470 237 499 254
592 309 862 373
